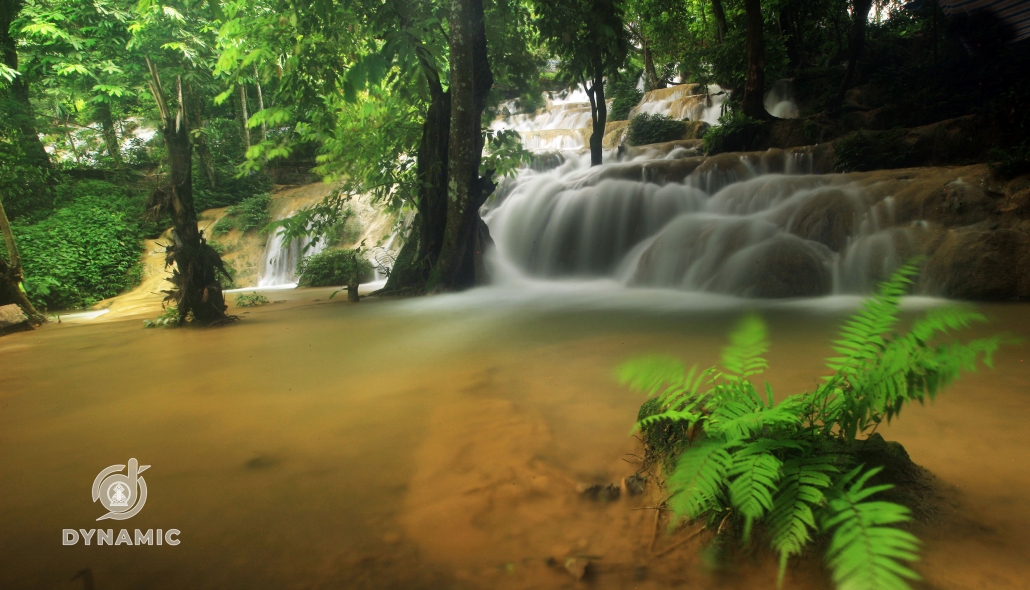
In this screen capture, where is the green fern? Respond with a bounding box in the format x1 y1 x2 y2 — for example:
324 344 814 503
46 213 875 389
616 260 1011 590
667 439 734 520
823 467 921 590
768 453 838 582
721 312 770 379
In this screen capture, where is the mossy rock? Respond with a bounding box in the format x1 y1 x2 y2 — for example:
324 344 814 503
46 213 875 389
637 397 692 471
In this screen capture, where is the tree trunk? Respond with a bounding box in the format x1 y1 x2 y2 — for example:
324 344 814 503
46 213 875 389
382 65 451 293
642 39 662 91
0 0 52 173
238 84 251 152
586 54 607 167
742 0 768 119
836 0 873 105
0 195 43 323
711 0 729 43
347 282 359 302
146 59 229 325
96 100 122 166
430 0 494 291
780 8 802 67
254 66 267 142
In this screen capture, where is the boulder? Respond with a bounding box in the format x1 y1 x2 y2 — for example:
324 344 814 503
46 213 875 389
923 227 1030 300
786 189 863 252
714 235 834 298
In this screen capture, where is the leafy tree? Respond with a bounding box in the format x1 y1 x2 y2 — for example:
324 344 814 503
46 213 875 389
1 0 53 220
532 0 628 166
130 0 233 324
620 262 1009 589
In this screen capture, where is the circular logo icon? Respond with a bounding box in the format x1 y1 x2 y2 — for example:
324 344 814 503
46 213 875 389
92 459 149 521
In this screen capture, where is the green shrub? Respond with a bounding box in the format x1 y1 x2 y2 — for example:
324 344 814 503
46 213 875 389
702 110 766 155
627 113 688 146
297 248 374 287
618 262 1009 590
608 72 644 121
13 194 145 310
834 130 916 173
234 293 269 307
143 306 181 328
211 193 271 235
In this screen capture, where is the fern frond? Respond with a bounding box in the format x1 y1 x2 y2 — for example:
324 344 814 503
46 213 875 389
822 467 921 590
617 355 686 395
826 261 920 376
727 446 783 540
722 313 770 379
708 399 801 440
667 439 734 521
769 454 838 586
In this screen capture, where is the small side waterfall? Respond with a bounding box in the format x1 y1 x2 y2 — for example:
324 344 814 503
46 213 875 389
764 79 799 119
257 211 328 287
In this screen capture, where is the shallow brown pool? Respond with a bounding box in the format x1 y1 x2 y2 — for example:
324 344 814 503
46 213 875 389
1 289 1028 589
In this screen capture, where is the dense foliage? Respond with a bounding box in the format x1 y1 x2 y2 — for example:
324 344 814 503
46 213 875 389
627 113 687 145
297 248 374 288
11 182 145 309
702 110 764 154
212 193 271 235
620 263 1007 589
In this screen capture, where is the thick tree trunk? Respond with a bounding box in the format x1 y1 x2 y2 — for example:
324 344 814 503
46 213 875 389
0 0 52 173
430 0 494 291
836 0 874 105
711 0 729 43
0 196 43 323
587 55 608 167
96 100 122 166
382 69 451 293
146 60 229 325
742 0 768 119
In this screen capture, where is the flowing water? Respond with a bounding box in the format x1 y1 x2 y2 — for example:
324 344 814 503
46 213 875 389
4 86 1028 589
256 208 329 288
1 294 1029 589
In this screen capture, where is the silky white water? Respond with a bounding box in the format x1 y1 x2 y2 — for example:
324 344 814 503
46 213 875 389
485 84 919 299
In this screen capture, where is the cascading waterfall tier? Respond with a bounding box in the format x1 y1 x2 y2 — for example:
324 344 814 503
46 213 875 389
485 83 924 298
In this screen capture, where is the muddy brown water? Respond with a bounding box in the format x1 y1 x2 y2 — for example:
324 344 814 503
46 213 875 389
1 289 1029 590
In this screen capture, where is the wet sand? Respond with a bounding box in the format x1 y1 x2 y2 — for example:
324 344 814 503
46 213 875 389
1 290 1028 589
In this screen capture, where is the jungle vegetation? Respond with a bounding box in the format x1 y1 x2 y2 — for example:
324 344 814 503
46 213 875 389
1 0 1028 320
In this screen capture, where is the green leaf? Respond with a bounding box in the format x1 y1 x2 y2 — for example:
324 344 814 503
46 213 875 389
822 467 921 590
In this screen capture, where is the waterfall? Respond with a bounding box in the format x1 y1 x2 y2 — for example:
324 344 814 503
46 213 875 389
257 211 329 288
484 84 921 299
764 79 799 119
